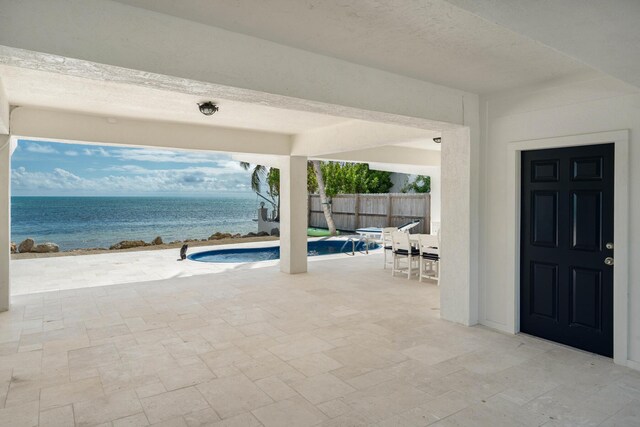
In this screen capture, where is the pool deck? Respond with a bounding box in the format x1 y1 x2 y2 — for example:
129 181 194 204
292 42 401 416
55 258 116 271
10 238 379 296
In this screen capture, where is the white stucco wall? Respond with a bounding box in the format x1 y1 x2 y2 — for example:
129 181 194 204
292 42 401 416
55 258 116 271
478 74 640 366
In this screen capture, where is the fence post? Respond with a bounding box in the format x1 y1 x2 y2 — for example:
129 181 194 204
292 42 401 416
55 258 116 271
424 193 431 234
386 193 392 227
354 194 360 230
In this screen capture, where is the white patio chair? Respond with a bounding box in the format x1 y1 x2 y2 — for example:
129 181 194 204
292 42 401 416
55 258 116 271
391 230 419 279
382 227 396 269
417 234 440 284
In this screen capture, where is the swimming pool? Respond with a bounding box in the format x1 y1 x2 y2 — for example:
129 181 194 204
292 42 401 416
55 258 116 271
188 239 379 263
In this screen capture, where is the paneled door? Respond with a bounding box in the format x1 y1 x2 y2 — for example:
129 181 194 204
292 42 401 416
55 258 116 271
520 143 614 357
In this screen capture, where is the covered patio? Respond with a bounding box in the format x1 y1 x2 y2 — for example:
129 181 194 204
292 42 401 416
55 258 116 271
3 253 639 426
1 0 640 425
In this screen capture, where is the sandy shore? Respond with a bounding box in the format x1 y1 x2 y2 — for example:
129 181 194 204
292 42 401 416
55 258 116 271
11 236 279 260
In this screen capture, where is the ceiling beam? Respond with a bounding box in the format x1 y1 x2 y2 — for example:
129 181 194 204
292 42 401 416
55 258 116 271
292 120 438 157
9 107 292 156
0 0 470 130
315 146 440 168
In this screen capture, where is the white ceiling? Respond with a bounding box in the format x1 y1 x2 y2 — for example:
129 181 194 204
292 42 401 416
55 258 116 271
113 0 594 94
0 65 349 134
447 0 640 90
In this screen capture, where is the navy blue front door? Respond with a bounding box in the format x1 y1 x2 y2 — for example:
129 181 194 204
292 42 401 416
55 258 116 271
520 144 614 357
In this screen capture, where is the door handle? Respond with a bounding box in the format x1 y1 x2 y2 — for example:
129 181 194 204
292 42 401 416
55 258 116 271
604 257 614 266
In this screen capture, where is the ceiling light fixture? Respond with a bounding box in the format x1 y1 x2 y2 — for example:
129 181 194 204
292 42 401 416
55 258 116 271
198 102 219 116
433 137 442 143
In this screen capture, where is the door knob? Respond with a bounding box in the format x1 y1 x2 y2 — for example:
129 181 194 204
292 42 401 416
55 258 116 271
604 257 614 266
606 242 614 250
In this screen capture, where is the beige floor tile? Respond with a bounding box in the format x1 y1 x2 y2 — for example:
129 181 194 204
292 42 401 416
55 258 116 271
209 412 262 427
341 380 431 423
196 374 273 419
252 396 327 427
149 417 188 427
316 399 351 419
40 376 105 410
346 367 397 390
255 376 298 401
419 390 471 419
377 405 439 427
141 387 210 424
600 400 640 427
268 336 334 361
68 343 121 372
73 389 143 426
290 373 356 405
157 361 215 391
136 382 167 399
318 413 371 426
199 347 252 370
234 354 293 381
112 412 150 427
287 352 343 377
0 401 39 427
39 404 75 427
182 408 220 426
1 253 636 427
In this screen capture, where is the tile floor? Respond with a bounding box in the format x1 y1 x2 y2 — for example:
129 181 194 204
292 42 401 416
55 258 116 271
1 253 639 426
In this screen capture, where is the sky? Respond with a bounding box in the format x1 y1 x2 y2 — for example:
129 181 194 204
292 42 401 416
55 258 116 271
11 140 253 197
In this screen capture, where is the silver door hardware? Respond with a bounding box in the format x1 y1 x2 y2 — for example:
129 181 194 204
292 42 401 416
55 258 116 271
604 257 614 266
606 242 614 250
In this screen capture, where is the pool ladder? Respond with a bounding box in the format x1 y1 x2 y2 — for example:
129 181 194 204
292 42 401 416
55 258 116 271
346 236 370 256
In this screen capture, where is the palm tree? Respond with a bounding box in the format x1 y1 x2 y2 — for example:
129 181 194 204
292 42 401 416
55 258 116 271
240 161 337 235
311 160 337 235
240 162 279 220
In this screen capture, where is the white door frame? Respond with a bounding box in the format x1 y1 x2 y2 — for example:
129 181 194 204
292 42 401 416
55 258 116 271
506 130 629 366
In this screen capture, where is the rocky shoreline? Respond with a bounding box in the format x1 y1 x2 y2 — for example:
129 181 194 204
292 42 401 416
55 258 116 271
10 230 275 255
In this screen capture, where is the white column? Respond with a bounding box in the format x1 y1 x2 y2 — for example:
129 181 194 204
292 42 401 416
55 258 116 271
279 156 308 274
0 135 10 311
439 127 479 326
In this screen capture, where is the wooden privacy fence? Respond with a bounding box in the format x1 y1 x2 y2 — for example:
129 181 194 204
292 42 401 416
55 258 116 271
309 193 431 234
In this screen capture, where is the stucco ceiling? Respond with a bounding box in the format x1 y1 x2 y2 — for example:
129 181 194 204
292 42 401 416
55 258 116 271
447 0 640 90
113 0 594 94
0 66 349 134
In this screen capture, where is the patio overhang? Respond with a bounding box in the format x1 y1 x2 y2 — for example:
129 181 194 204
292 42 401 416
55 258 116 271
0 2 481 332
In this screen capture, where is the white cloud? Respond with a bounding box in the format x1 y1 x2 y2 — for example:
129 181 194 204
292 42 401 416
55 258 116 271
111 148 226 164
25 143 58 154
65 150 79 156
83 147 111 157
11 166 251 194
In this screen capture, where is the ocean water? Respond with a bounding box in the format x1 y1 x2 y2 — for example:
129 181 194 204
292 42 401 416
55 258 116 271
11 195 262 251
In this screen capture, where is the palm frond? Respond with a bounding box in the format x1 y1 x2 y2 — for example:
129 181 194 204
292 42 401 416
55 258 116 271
250 165 267 193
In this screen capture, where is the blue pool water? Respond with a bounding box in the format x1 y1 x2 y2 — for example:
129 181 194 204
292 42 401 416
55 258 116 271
188 239 380 263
